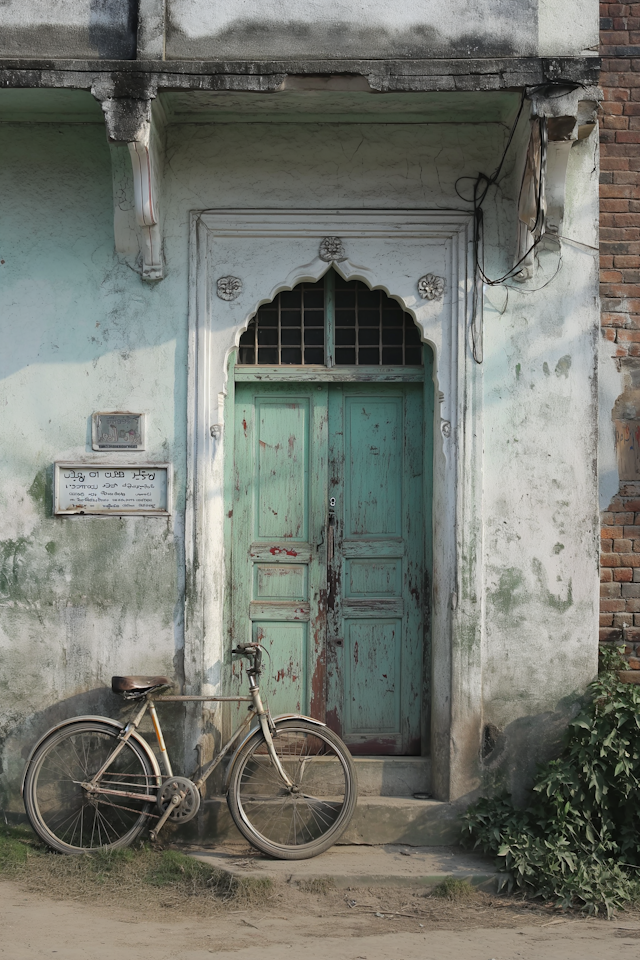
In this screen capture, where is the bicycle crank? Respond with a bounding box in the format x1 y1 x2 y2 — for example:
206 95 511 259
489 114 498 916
156 776 201 824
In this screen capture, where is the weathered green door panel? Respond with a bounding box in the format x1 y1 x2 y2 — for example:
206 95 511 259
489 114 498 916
255 398 309 541
326 383 425 755
232 384 328 721
343 619 402 738
251 621 308 716
344 558 402 597
344 396 404 538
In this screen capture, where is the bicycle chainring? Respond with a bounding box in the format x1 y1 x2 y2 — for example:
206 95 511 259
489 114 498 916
157 777 201 823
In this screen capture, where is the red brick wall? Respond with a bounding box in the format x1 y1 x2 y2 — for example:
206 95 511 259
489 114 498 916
601 483 640 662
600 3 640 666
600 3 640 352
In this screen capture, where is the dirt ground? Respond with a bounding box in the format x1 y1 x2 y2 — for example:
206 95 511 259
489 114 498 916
2 874 640 960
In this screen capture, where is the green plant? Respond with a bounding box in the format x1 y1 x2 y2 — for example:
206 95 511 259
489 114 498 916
463 648 640 916
0 823 32 870
431 877 475 901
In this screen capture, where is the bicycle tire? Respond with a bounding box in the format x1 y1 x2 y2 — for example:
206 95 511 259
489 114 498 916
23 720 157 854
226 718 358 860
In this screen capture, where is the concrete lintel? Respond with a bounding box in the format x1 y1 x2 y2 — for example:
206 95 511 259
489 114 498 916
0 56 601 93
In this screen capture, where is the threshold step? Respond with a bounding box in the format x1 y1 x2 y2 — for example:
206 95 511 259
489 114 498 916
343 796 461 846
352 756 431 797
192 795 462 847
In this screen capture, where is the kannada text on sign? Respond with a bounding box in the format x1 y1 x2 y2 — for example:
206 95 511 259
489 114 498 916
54 464 171 515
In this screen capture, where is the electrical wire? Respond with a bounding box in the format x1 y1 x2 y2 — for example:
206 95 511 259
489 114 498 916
456 80 587 361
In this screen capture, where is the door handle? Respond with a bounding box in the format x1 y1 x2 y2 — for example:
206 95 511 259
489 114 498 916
327 498 336 562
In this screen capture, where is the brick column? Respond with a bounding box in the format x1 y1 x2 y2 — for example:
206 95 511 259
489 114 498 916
600 3 640 668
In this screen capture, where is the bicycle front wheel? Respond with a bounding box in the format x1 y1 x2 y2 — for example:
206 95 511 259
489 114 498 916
227 718 358 860
23 721 157 854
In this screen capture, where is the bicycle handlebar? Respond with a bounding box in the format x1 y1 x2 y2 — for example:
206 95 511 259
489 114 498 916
232 643 260 656
232 643 263 675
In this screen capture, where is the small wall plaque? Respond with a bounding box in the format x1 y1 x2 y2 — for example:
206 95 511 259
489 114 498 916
92 412 145 451
54 462 171 516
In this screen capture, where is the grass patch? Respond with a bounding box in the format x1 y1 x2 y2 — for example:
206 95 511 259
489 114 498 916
297 877 336 895
0 823 32 870
0 824 273 912
431 877 476 901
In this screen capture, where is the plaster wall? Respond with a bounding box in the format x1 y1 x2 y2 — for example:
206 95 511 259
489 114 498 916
165 0 540 60
0 0 599 62
0 0 137 60
481 129 601 798
0 113 599 811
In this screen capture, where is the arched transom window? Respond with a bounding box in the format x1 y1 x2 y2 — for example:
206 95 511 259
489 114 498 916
238 270 422 367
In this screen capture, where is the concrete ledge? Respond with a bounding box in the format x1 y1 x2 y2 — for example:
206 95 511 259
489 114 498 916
187 844 497 890
351 757 431 797
0 56 600 93
343 797 462 846
190 795 462 847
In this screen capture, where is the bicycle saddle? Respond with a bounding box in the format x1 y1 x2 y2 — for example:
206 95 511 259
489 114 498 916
111 675 172 697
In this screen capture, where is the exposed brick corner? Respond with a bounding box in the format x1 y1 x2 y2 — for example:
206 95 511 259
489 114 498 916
600 7 640 673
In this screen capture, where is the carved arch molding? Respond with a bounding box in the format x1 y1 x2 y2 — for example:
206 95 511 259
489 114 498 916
185 209 482 800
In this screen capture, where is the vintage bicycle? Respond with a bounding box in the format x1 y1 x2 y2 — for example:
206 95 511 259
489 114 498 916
22 642 358 860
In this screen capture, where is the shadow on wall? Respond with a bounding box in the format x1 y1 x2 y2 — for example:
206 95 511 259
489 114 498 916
89 0 138 59
480 694 584 806
0 687 187 816
165 19 534 60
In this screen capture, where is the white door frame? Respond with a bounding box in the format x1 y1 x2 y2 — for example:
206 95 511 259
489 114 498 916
185 208 482 800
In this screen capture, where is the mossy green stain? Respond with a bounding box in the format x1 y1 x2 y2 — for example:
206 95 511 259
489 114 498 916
27 466 53 518
0 538 30 601
555 355 572 379
532 558 573 613
489 568 525 615
0 518 177 616
515 363 521 379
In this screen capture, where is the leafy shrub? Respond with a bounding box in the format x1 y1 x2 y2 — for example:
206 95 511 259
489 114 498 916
463 648 640 916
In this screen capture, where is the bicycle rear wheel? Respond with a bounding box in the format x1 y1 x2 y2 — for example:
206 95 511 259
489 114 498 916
227 718 358 860
23 721 157 854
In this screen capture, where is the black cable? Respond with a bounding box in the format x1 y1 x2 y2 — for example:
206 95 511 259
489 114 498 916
457 79 583 360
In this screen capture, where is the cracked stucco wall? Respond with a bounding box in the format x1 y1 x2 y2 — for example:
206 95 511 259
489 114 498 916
0 115 599 810
0 0 599 60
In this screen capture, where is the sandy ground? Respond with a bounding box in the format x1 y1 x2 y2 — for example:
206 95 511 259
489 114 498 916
2 878 640 960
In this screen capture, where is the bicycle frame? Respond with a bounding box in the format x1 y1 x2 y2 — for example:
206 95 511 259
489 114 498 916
82 669 295 833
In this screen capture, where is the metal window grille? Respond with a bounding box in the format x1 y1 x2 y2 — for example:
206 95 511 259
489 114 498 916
238 280 325 365
334 276 422 366
237 274 422 366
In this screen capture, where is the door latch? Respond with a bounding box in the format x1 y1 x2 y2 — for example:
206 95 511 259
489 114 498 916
328 497 336 562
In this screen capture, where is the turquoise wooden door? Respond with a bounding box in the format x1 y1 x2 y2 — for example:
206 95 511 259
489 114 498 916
231 379 426 755
326 384 424 755
232 383 329 719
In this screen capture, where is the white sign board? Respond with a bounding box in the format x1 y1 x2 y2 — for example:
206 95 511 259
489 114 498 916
54 463 171 516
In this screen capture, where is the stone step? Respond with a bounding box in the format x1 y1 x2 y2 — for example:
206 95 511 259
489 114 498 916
343 796 461 845
191 795 461 847
352 756 431 797
188 843 496 889
207 755 431 798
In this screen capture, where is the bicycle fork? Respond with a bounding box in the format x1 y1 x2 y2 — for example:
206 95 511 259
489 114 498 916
248 674 294 789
